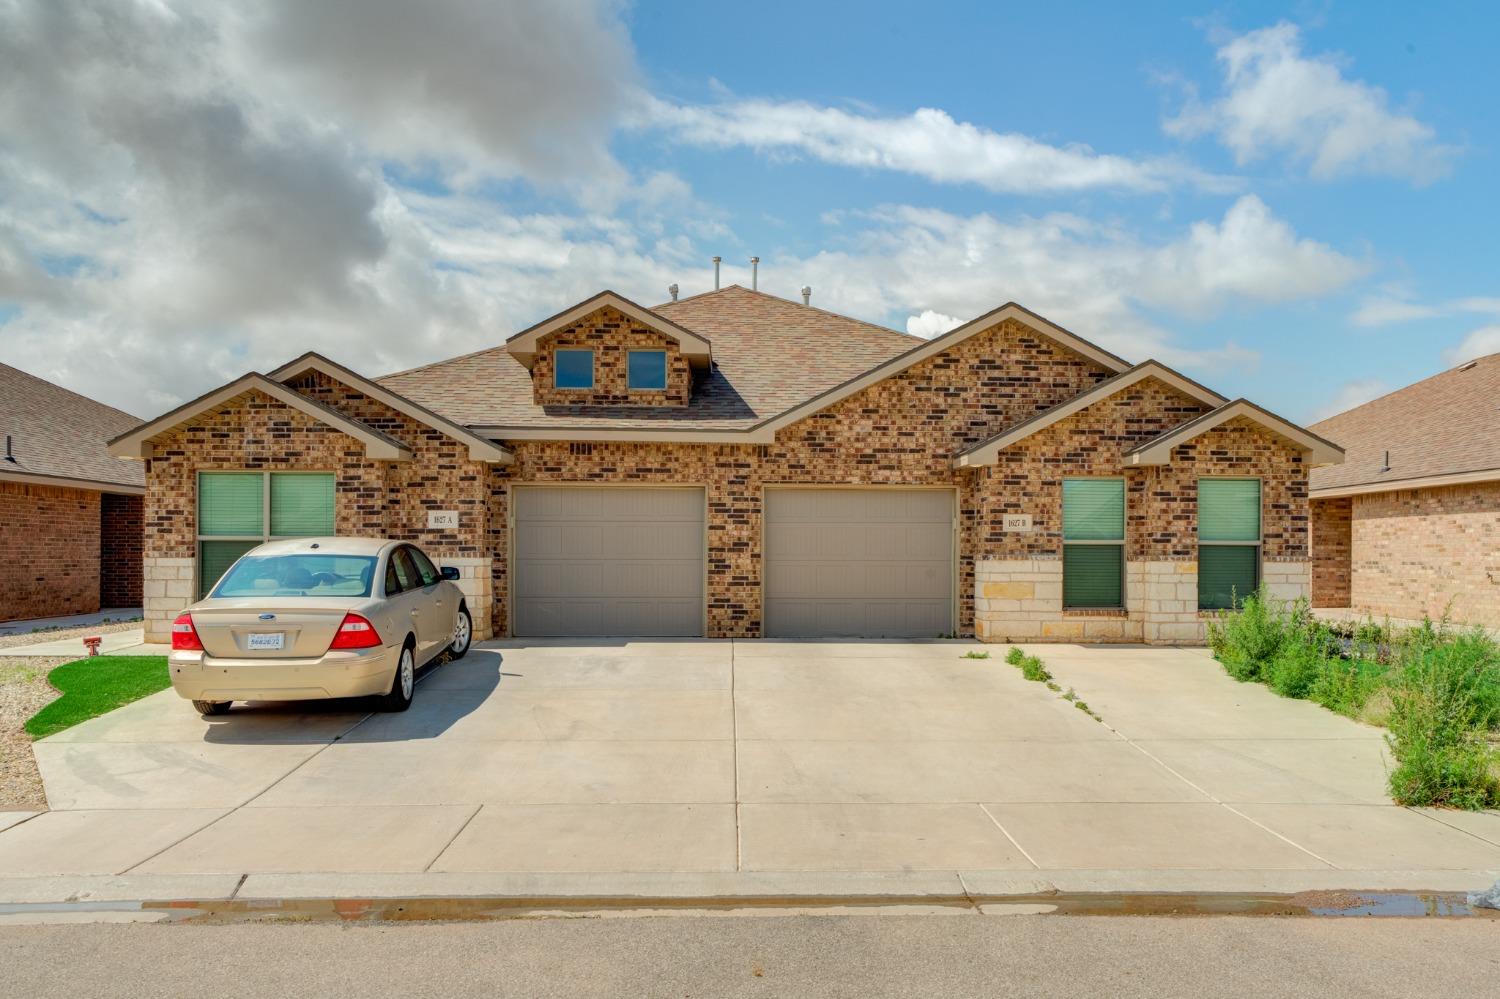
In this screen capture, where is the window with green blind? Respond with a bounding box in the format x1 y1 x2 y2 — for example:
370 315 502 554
1197 478 1260 610
1062 478 1125 609
197 472 335 597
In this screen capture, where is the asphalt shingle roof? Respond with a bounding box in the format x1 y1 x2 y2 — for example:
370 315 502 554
0 362 144 488
379 285 922 430
1310 352 1500 491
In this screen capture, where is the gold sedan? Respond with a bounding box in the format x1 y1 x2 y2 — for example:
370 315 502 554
167 537 472 716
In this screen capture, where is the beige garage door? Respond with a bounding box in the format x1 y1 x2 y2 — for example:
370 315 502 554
764 488 955 639
513 486 705 637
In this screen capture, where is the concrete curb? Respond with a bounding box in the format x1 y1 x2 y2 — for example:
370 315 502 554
2 869 1494 907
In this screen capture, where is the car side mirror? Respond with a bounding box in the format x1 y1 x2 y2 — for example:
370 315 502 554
439 566 460 581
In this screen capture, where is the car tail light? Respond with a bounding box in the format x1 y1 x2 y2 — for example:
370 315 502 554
171 612 203 651
330 612 382 650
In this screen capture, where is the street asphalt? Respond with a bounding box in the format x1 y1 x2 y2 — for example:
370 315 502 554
2 914 1498 997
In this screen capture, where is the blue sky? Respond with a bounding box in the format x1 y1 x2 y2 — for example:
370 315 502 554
0 1 1494 423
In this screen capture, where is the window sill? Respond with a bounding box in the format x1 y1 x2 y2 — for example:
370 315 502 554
1062 608 1129 618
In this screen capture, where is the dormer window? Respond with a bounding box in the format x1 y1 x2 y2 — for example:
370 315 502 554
554 349 594 389
627 350 668 390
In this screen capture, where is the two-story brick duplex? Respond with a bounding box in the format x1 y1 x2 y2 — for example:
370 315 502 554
108 285 1343 645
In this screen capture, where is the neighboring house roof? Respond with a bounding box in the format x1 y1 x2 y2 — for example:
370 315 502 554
380 285 921 434
1310 353 1500 496
1127 399 1345 467
108 372 414 462
266 352 512 463
505 290 713 370
0 361 145 494
952 361 1229 468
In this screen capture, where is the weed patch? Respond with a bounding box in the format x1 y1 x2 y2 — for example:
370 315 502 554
1208 589 1500 809
963 650 991 660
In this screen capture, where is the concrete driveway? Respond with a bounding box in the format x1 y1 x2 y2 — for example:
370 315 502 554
3 640 1500 885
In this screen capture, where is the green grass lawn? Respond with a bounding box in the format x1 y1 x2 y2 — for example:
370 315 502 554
24 656 170 739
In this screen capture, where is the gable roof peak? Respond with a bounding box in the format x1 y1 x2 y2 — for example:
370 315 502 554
504 289 712 370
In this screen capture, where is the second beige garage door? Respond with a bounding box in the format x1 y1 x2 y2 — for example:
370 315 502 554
764 488 955 639
512 486 705 637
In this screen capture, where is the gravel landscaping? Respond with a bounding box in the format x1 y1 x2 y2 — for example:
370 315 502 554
0 620 143 810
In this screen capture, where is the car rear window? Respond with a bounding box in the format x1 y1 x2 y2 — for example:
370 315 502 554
211 554 378 598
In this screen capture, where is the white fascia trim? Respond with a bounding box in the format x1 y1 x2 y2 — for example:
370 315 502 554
752 302 1131 438
0 469 145 496
268 353 513 464
1311 466 1500 499
1127 399 1345 467
505 291 712 370
953 361 1228 468
107 373 414 462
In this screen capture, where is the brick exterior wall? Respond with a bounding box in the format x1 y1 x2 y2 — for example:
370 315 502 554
137 316 1317 644
100 492 143 608
1343 482 1500 628
531 307 693 407
1310 495 1352 608
0 480 101 622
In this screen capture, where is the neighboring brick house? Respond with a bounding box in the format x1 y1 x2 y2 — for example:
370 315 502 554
110 286 1342 645
1309 353 1500 629
0 363 145 622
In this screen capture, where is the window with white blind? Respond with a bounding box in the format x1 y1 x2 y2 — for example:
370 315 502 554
197 472 335 598
1197 478 1261 610
1062 478 1125 609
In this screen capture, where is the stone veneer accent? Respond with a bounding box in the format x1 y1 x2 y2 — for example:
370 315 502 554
976 556 1312 646
143 556 195 642
438 556 494 641
530 307 693 407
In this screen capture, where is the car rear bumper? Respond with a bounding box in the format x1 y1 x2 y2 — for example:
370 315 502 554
168 645 398 702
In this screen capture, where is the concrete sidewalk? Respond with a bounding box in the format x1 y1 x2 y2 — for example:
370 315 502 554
1 640 1498 903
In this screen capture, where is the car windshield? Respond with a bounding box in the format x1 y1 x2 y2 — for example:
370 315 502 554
211 554 378 598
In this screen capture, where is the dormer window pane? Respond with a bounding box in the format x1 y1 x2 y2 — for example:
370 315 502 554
628 350 668 390
555 349 594 389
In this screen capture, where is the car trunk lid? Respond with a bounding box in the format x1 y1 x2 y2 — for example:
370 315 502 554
189 599 366 658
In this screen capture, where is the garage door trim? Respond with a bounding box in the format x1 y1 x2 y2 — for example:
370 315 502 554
508 483 709 638
760 484 960 639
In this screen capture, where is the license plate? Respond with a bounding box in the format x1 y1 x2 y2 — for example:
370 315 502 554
247 632 284 651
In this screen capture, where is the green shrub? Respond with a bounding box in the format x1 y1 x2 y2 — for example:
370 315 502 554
1207 589 1297 682
1307 655 1387 718
1004 647 1026 666
1266 635 1327 699
1384 630 1500 808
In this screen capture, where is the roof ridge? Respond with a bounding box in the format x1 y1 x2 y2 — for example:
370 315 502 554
655 284 920 343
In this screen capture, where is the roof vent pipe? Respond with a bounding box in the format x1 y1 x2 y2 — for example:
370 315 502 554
1380 450 1391 473
750 256 759 291
668 283 679 302
3 435 14 462
801 285 812 305
712 256 721 290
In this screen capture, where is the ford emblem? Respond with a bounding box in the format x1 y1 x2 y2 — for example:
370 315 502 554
258 613 276 621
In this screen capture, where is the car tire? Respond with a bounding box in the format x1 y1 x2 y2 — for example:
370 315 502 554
448 605 473 661
379 642 416 713
193 700 232 716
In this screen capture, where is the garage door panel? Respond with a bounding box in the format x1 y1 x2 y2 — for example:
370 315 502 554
513 487 705 637
765 489 955 639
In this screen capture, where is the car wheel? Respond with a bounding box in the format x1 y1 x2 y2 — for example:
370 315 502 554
379 643 416 712
448 606 472 660
193 700 232 716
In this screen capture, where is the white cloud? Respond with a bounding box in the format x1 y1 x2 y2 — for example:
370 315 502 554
766 195 1362 371
905 310 964 339
1309 378 1388 422
1167 23 1454 183
1352 295 1500 327
644 98 1235 195
1443 326 1500 366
